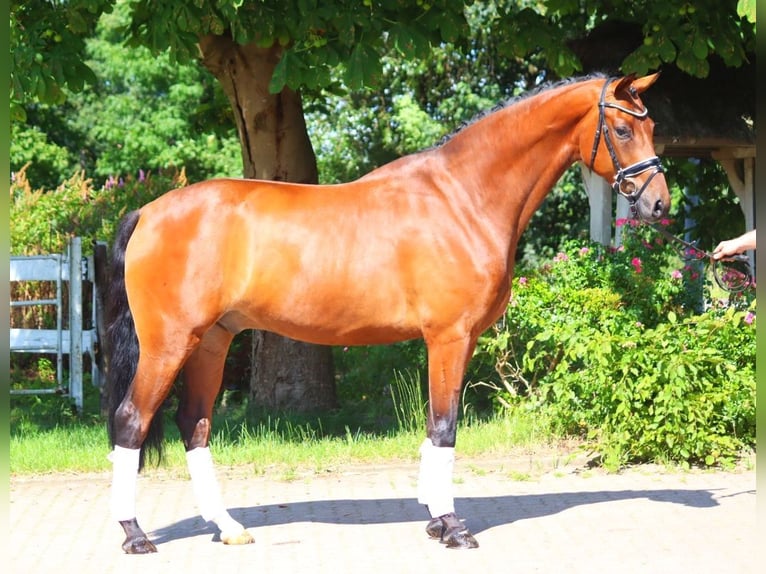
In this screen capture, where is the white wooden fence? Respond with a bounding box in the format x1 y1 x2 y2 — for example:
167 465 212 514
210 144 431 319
10 238 103 412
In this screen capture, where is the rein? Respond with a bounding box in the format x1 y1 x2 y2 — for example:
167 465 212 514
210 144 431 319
649 224 754 293
589 78 664 211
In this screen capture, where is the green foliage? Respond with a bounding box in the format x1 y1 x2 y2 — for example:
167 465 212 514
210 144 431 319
389 371 427 433
11 0 755 125
473 226 756 469
333 342 427 402
10 165 185 255
619 0 754 76
516 167 590 265
10 124 74 190
12 4 242 188
10 0 110 119
306 12 536 185
737 0 756 22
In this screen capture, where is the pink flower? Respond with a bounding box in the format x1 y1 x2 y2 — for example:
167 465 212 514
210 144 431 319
670 269 683 280
631 257 642 273
616 218 628 227
553 252 569 263
660 218 672 226
744 312 755 325
579 247 590 256
518 276 528 286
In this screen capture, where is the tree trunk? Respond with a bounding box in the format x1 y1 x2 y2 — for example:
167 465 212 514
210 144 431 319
198 36 336 412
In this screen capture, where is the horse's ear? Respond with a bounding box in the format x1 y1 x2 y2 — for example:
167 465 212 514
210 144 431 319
626 72 661 95
614 73 637 96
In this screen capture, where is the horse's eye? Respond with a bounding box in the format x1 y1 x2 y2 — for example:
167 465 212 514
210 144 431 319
614 125 632 139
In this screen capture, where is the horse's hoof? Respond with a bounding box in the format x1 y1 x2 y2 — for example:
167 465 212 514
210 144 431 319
122 536 158 554
425 517 444 539
221 529 255 545
442 526 480 549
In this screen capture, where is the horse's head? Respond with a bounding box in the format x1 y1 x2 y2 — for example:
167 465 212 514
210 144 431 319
581 73 670 222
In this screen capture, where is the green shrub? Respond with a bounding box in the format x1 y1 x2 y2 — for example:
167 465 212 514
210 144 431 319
472 221 756 469
10 165 185 255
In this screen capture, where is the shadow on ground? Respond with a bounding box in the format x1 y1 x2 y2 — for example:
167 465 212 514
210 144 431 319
148 486 744 546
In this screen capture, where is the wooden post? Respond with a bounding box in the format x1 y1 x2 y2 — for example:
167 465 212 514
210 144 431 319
614 195 631 247
68 237 84 413
715 151 756 279
581 165 613 246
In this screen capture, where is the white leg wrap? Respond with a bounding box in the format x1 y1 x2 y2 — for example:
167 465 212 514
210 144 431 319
109 446 140 521
186 447 245 536
417 438 455 518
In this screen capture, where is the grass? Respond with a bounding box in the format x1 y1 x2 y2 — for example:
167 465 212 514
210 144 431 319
10 409 564 477
10 361 577 478
10 384 564 478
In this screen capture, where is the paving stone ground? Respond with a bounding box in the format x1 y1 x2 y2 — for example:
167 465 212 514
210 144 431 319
9 456 756 574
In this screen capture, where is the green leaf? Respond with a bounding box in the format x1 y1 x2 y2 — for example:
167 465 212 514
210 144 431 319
692 35 708 60
67 9 89 34
433 10 463 43
666 434 675 447
10 101 27 122
656 36 676 63
269 50 305 93
737 0 756 22
345 43 367 90
390 24 430 59
345 43 381 90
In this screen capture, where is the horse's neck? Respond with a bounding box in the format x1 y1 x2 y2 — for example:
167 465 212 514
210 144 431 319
440 86 590 241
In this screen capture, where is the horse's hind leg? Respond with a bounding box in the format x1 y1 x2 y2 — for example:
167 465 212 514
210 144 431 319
418 334 480 549
111 345 191 554
177 324 254 546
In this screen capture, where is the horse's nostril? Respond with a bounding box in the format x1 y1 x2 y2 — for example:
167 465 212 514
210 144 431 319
653 199 664 217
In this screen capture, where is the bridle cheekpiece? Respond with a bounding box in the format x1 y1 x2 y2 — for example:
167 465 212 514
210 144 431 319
588 78 664 211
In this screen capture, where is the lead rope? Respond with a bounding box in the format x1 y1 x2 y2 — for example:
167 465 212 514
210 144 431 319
649 224 753 293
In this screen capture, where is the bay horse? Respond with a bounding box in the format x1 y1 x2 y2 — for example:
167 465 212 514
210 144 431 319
106 73 669 553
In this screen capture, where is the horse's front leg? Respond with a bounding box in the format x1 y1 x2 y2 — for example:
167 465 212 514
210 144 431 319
418 335 480 549
183 420 254 545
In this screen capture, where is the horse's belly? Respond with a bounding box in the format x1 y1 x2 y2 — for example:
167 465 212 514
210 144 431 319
230 279 420 346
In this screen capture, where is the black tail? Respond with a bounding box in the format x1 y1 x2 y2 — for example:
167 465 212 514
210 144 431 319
106 210 164 470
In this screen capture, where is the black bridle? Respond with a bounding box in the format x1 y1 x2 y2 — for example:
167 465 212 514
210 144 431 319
588 78 664 212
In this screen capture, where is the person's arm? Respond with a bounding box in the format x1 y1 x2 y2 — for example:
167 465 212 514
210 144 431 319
712 229 756 260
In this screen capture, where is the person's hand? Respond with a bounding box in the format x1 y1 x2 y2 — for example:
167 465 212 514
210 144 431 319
712 230 755 260
712 239 743 260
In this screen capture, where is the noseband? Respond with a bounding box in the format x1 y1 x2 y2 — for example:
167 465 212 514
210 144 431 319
588 78 664 211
